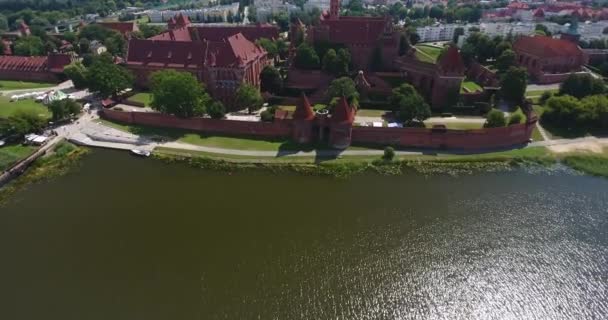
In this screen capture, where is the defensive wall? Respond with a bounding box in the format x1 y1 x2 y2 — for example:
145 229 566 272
101 109 537 150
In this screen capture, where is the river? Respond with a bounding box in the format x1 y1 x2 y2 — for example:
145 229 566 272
0 150 607 319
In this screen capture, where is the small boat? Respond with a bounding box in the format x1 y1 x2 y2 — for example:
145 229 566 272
130 149 151 157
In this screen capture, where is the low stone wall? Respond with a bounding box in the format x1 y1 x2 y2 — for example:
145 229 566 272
351 122 536 150
101 109 293 138
0 71 60 83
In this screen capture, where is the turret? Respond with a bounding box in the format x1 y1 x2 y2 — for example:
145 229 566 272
329 96 355 149
292 92 315 144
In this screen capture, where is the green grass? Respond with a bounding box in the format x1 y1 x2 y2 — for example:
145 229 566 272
424 122 483 130
414 44 442 63
0 80 55 90
563 154 608 177
0 96 51 119
0 144 37 171
525 88 558 97
277 105 296 112
127 92 152 107
356 109 390 117
461 81 482 93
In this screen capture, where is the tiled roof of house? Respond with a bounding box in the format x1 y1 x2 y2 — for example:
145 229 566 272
513 35 582 58
99 21 139 36
320 16 389 44
437 45 465 75
47 53 72 72
293 93 315 120
148 26 192 41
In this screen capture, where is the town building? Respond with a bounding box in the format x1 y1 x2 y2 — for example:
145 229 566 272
513 35 588 84
125 15 273 107
303 0 330 12
0 53 72 82
306 0 400 70
147 3 240 23
253 0 300 22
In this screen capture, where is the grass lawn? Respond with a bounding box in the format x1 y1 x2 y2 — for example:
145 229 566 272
415 44 442 63
525 88 558 97
127 92 152 107
531 126 544 141
0 96 51 119
424 122 483 130
0 144 36 171
461 81 482 93
0 80 55 90
278 105 296 112
356 109 390 117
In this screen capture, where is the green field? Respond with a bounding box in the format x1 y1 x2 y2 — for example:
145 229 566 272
127 92 153 107
461 81 483 93
0 96 51 119
0 80 55 90
415 44 442 64
0 144 36 171
425 122 484 130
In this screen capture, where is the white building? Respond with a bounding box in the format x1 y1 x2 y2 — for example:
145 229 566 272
304 0 330 12
417 24 459 42
254 0 300 22
147 3 240 23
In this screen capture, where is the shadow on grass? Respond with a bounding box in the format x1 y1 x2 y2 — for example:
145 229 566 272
539 119 608 139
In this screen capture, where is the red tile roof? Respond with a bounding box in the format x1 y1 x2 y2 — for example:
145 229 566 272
148 26 192 41
437 45 465 75
320 16 390 44
513 35 583 58
168 13 191 30
0 53 71 74
191 23 279 42
99 22 139 36
331 96 355 124
293 93 315 120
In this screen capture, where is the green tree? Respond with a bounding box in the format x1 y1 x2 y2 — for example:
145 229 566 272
63 61 88 89
389 83 430 123
48 99 82 121
63 31 77 43
4 110 47 136
535 24 551 37
399 33 411 55
496 49 516 73
104 32 126 56
275 38 288 59
139 24 165 38
0 14 8 31
13 36 44 56
542 95 583 128
484 109 506 128
86 58 133 98
452 27 464 44
260 65 282 94
508 107 526 125
207 101 226 119
294 43 320 69
559 73 605 99
539 91 553 105
494 40 512 57
500 67 527 105
383 146 395 161
322 48 338 74
273 12 290 32
150 70 210 118
327 77 359 103
235 83 263 113
256 38 278 61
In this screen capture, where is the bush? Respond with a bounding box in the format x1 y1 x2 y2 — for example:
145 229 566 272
383 146 395 161
484 109 506 128
207 101 226 119
508 107 526 125
260 110 274 122
539 91 553 105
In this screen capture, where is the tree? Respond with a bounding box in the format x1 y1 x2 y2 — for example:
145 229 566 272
3 110 47 136
48 99 82 121
559 73 605 99
235 83 263 113
496 49 516 73
63 62 88 89
149 70 210 118
0 14 8 31
104 32 126 56
494 41 512 57
322 48 338 74
542 95 583 128
389 83 430 123
294 43 320 69
383 146 395 161
508 107 526 125
63 31 77 43
207 101 226 119
273 12 290 32
139 24 165 38
452 27 464 44
256 38 278 61
327 77 359 103
500 67 527 105
260 65 282 94
535 24 551 37
13 36 44 56
484 109 506 128
86 59 133 98
275 38 288 59
539 91 553 105
336 48 351 75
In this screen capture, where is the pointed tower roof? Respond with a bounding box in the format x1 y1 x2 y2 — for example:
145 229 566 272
331 96 355 124
354 70 371 90
437 45 465 75
293 92 315 120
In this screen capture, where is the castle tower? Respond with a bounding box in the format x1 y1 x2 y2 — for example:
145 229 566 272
330 0 340 19
329 96 355 149
292 93 315 144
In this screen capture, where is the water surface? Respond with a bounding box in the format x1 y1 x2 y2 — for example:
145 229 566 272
1 150 607 319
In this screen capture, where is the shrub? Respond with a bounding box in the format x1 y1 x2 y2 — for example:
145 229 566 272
508 107 526 125
539 91 553 105
207 101 226 119
260 110 274 122
484 109 506 128
383 146 395 161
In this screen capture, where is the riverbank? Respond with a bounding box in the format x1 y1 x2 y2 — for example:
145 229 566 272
0 141 88 203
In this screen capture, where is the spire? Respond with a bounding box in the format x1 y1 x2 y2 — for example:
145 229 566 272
330 0 340 19
293 92 315 120
437 45 464 75
331 96 354 124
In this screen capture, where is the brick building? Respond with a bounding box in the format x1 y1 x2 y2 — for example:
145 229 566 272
0 53 72 82
395 45 466 109
513 35 588 84
306 0 400 70
125 15 275 107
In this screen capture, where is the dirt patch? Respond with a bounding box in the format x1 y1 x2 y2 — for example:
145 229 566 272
548 140 608 154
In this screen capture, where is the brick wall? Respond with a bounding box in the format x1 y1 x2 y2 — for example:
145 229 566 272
101 109 293 138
